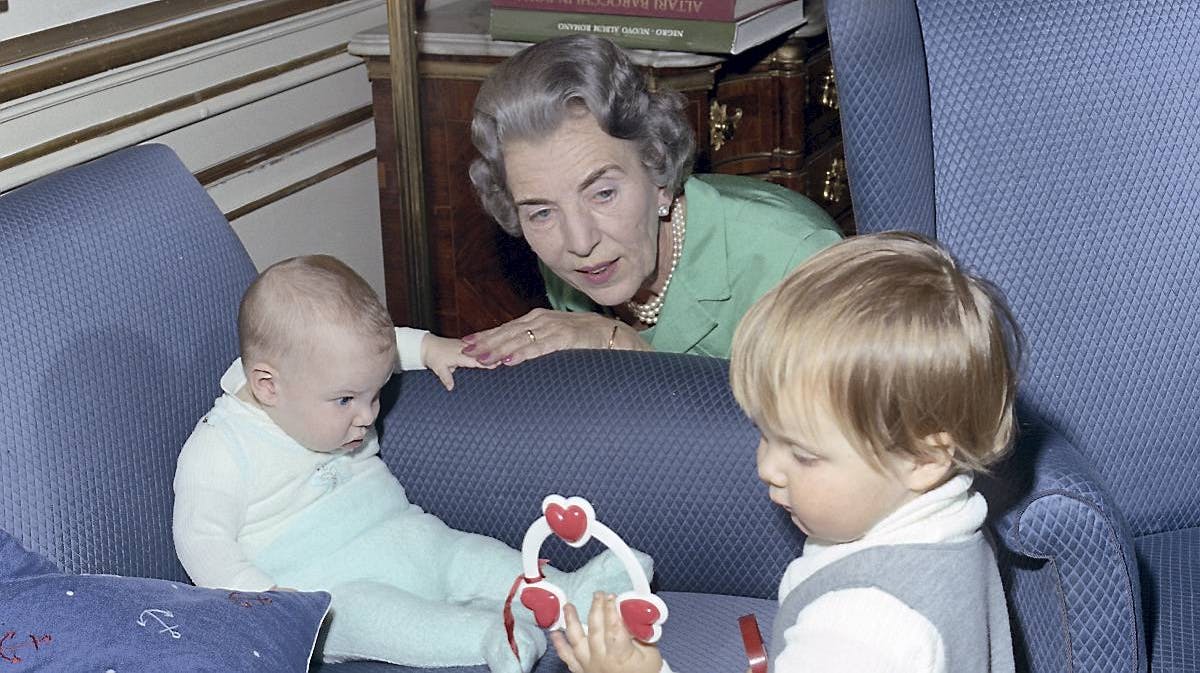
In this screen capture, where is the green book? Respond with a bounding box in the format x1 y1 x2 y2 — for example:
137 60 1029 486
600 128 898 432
489 0 806 55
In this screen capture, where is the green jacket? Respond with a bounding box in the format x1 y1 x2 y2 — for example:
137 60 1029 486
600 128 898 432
543 174 843 358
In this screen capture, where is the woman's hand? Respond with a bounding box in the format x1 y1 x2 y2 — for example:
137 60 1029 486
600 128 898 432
462 308 650 366
550 594 664 673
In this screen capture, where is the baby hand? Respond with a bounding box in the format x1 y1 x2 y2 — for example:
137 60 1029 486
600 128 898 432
550 593 663 673
421 334 492 390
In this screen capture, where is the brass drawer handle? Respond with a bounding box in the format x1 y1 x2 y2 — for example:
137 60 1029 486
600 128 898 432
822 157 847 204
819 66 839 111
710 99 743 152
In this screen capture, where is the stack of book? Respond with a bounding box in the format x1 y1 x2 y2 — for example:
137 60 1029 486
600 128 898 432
488 0 807 54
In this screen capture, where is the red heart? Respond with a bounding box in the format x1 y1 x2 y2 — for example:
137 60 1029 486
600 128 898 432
520 586 561 629
620 598 662 642
545 503 588 543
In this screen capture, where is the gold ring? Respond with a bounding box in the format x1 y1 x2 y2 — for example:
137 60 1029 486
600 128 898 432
526 329 536 343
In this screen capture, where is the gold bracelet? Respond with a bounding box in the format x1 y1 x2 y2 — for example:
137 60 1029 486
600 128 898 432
607 322 619 349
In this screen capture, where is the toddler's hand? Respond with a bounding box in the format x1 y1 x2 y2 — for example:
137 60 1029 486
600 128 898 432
421 334 491 390
550 593 663 673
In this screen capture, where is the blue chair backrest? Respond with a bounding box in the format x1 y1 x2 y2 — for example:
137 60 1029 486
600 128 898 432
829 0 1200 538
0 145 256 581
378 350 796 599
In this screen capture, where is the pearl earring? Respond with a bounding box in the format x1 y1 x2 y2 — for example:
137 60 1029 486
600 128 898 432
658 204 670 217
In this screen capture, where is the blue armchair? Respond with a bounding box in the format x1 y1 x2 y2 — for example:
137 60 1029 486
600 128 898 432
0 144 793 671
826 2 1200 671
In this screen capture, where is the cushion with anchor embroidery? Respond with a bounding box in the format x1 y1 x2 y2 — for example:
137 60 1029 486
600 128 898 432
0 528 330 671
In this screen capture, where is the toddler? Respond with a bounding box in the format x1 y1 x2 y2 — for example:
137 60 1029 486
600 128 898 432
552 232 1019 673
173 255 645 672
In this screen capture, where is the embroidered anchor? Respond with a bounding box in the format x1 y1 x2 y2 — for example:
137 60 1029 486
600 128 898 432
137 609 182 639
228 591 273 608
0 631 52 664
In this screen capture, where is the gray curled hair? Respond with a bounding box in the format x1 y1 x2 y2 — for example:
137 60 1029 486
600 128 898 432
469 34 696 237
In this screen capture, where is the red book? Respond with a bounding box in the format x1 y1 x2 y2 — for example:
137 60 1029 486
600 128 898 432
489 0 794 23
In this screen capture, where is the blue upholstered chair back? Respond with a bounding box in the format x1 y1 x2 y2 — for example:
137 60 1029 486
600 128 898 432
828 2 1200 671
377 350 794 600
0 145 256 582
830 0 1200 533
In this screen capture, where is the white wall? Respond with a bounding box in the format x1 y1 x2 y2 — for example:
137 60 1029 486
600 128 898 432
0 0 392 301
230 161 387 295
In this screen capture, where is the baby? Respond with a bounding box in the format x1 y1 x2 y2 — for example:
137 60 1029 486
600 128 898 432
552 232 1019 673
173 254 645 672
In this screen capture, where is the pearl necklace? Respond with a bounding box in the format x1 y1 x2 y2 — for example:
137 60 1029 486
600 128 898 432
627 198 686 326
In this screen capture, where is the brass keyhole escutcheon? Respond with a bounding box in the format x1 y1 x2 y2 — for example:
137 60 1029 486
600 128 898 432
710 100 743 152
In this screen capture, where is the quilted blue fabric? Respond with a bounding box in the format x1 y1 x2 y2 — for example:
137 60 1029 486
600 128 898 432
831 0 1200 534
377 350 800 600
0 145 256 582
995 549 1067 673
983 410 1144 673
827 1 1200 670
917 0 1200 538
1136 528 1200 673
822 0 935 238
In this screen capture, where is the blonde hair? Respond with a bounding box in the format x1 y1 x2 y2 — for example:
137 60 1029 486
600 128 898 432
238 255 394 367
730 232 1021 474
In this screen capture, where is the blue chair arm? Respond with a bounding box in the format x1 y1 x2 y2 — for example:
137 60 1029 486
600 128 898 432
983 411 1146 673
373 350 802 600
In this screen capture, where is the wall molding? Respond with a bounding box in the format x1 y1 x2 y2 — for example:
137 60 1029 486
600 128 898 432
0 45 349 173
225 149 374 220
0 0 358 101
0 0 385 191
2 1 244 66
196 104 372 185
1 0 380 123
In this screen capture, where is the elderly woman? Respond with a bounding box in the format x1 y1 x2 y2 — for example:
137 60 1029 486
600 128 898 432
464 34 841 364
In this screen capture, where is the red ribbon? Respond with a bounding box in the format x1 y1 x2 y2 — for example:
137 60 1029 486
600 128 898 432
739 614 768 673
503 559 549 660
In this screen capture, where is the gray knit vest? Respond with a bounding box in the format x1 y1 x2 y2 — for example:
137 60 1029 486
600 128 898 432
767 537 1015 672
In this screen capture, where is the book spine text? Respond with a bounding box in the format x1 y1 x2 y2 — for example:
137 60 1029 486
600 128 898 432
490 9 737 52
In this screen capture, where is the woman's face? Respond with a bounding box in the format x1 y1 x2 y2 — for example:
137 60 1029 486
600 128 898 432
502 111 672 307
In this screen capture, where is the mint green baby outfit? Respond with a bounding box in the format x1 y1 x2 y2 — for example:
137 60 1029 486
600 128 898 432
173 360 645 672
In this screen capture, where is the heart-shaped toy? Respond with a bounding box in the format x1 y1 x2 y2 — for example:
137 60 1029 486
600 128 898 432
543 496 593 546
514 495 667 651
618 595 667 643
520 585 563 630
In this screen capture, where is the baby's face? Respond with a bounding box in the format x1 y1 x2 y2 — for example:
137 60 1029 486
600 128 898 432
268 326 396 453
754 399 920 544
